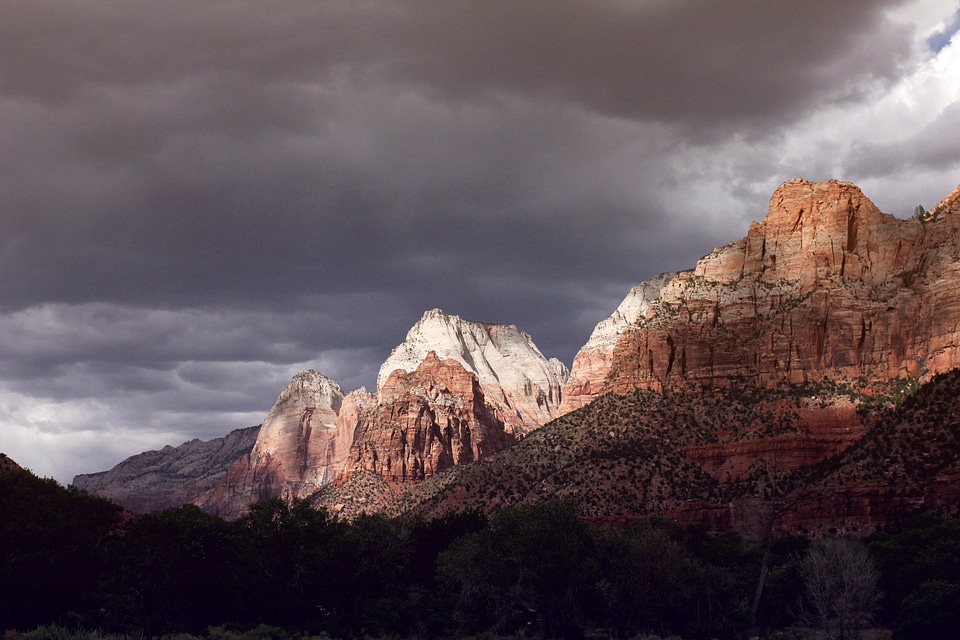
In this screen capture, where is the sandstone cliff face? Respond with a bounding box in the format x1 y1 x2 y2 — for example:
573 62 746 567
560 272 680 413
209 371 347 517
342 352 513 483
564 178 960 402
72 426 260 514
379 309 569 435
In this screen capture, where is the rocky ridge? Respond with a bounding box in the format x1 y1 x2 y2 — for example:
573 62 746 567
350 353 514 479
206 371 347 516
72 426 260 514
80 309 565 516
560 271 679 413
378 309 569 434
316 178 960 535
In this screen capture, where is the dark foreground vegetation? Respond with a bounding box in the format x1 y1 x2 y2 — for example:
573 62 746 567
3 467 960 639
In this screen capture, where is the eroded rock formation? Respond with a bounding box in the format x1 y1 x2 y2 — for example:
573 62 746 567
564 178 960 403
203 311 562 516
380 309 569 435
342 352 513 483
208 371 350 517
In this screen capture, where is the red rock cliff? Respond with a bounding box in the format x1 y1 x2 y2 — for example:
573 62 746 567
341 352 514 483
564 178 960 402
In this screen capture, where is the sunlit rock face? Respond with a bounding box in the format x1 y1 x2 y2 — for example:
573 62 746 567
560 272 680 413
565 178 960 402
208 371 346 517
341 352 514 483
378 308 569 436
209 310 567 516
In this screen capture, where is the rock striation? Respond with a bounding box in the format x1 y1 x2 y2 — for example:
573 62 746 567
72 426 260 514
564 178 960 403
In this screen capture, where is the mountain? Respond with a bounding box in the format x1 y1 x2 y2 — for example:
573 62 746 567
563 178 960 407
72 426 260 514
76 178 960 534
313 178 960 534
560 271 679 413
377 308 569 434
79 310 567 516
204 371 349 516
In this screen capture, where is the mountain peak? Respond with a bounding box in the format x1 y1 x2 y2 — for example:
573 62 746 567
378 308 568 434
276 370 344 414
378 308 561 390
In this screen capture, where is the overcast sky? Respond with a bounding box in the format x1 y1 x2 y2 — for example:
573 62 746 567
2 0 959 484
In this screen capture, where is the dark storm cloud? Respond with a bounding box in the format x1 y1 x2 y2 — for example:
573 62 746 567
0 0 918 312
385 0 914 133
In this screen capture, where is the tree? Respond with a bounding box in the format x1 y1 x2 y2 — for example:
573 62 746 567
0 468 122 630
437 500 598 638
896 579 960 640
99 504 241 634
801 537 880 639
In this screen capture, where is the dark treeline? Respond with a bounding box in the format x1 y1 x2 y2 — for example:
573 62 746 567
2 467 959 639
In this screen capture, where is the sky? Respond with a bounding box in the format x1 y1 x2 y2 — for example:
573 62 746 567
2 0 960 484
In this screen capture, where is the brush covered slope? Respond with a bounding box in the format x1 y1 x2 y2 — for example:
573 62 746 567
316 372 960 536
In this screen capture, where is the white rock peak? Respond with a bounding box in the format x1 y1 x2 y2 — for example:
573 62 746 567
273 369 344 417
377 308 568 398
580 272 682 353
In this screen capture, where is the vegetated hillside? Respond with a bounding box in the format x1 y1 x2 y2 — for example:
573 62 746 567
0 452 22 472
790 369 960 527
315 372 960 536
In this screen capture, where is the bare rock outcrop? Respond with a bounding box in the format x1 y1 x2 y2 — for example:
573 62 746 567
342 351 514 483
560 272 680 413
379 309 568 435
208 371 349 517
564 178 960 402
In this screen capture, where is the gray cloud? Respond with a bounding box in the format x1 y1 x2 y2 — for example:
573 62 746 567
0 0 957 481
847 101 960 179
